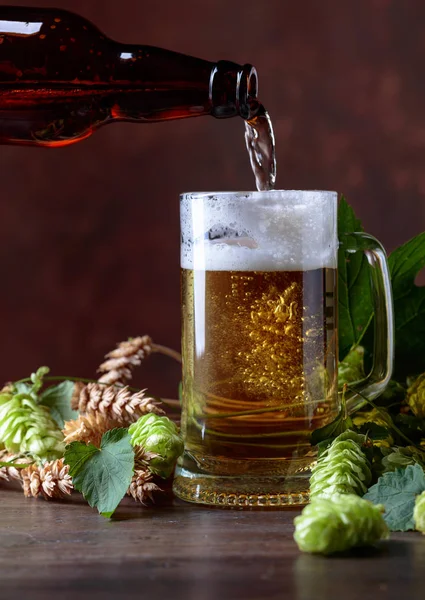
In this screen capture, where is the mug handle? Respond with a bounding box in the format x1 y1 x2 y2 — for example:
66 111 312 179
340 232 394 414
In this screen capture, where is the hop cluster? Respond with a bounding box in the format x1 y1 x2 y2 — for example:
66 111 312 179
22 459 73 499
310 431 372 498
129 414 184 478
414 491 425 534
127 468 161 504
294 494 389 555
98 336 153 386
72 383 164 425
0 394 64 461
407 374 425 419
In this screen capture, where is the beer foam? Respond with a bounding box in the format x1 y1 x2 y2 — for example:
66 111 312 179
180 190 338 271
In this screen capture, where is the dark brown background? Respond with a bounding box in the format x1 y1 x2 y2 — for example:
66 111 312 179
1 0 425 397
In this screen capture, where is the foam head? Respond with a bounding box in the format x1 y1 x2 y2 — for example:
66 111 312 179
180 190 338 271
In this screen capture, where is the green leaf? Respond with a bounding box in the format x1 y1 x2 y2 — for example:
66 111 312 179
381 446 425 473
356 422 390 441
393 413 425 444
40 381 78 428
338 197 373 360
389 232 425 379
363 464 425 531
64 428 134 518
310 412 353 446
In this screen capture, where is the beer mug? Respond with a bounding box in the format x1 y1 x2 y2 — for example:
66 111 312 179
173 190 393 507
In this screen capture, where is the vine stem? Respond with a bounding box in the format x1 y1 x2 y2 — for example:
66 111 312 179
0 461 32 469
151 344 182 363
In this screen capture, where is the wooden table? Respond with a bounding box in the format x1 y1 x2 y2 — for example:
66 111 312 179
0 486 425 600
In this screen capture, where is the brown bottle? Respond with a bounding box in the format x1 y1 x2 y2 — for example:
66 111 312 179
0 6 259 147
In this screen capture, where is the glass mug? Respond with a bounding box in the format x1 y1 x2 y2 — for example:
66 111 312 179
173 190 393 507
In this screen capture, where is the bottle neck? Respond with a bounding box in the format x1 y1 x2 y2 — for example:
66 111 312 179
210 61 259 120
109 51 260 123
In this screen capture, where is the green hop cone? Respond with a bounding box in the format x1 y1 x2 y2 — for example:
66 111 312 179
0 391 13 451
294 494 389 555
414 491 425 534
129 414 184 478
0 391 12 406
338 346 365 388
407 373 425 419
310 430 372 498
0 394 64 461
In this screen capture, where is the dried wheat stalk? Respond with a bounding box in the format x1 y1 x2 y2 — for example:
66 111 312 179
97 335 181 386
97 336 154 386
72 383 164 424
128 467 161 504
22 459 73 499
63 412 122 448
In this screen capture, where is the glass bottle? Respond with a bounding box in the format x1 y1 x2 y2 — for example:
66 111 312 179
0 6 259 146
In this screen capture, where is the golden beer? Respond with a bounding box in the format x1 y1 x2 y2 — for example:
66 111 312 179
180 267 338 468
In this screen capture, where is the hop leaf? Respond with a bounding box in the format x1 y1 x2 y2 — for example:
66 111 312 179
64 428 134 518
0 394 64 461
414 491 425 534
294 494 389 555
39 381 78 428
364 464 425 531
310 430 372 499
129 414 184 479
353 408 393 448
407 373 425 418
381 446 425 473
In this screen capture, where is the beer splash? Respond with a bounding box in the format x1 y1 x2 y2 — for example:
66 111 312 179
245 104 276 191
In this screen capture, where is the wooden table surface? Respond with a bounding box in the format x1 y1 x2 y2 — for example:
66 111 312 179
1 486 425 600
